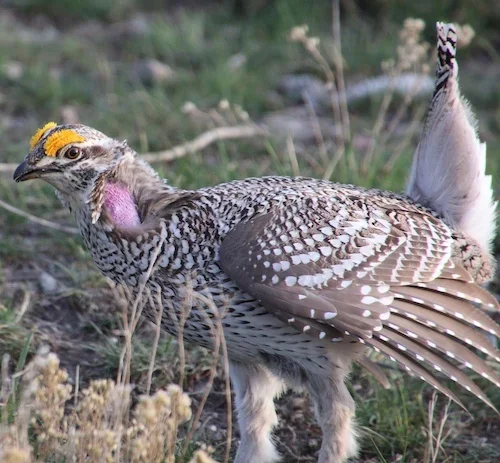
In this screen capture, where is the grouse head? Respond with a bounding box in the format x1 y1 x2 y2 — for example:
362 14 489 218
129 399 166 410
13 122 190 228
13 122 132 195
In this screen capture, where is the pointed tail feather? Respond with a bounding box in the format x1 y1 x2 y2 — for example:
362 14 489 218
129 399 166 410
407 22 497 253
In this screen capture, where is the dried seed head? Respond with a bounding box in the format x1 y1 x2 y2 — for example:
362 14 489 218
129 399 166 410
188 449 218 463
218 99 230 110
289 25 309 42
182 101 197 114
455 24 475 47
0 447 32 463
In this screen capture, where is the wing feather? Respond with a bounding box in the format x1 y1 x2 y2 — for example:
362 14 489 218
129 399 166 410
219 188 500 409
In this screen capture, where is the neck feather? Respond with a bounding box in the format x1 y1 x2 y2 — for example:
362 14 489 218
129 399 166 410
88 153 197 228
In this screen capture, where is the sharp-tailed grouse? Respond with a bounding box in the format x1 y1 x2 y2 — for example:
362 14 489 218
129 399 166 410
14 23 499 463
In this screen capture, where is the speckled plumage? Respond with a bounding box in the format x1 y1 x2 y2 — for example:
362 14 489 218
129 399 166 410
14 23 500 463
73 171 499 389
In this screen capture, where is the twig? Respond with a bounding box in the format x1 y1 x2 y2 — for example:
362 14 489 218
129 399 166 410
219 312 232 463
14 290 31 323
141 125 267 163
433 397 453 463
286 136 300 176
1 354 10 427
290 25 345 155
383 102 427 173
362 74 397 175
322 143 345 181
167 280 192 457
74 365 80 408
0 198 79 234
304 93 329 166
162 279 192 391
332 0 351 143
276 436 312 461
380 74 428 147
177 281 192 391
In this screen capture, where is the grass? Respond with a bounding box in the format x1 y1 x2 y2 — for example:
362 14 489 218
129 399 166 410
0 1 499 462
352 371 500 463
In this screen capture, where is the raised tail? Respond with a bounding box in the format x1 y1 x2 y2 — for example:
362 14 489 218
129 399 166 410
407 22 497 254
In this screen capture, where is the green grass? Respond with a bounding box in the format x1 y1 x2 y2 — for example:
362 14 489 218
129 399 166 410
0 2 499 462
352 364 500 462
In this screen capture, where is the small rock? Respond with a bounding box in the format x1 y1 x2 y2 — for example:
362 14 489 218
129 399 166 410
72 20 106 39
133 58 176 85
265 90 285 109
49 67 62 80
4 61 24 80
109 15 150 42
39 272 58 294
227 53 247 70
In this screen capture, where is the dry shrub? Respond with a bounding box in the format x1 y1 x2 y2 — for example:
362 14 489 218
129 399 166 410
0 231 231 463
0 351 215 463
289 10 475 178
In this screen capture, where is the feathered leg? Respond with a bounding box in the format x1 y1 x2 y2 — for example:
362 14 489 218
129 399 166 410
304 370 358 463
231 361 286 463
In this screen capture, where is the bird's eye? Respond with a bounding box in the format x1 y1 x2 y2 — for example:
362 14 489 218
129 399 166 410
65 147 80 160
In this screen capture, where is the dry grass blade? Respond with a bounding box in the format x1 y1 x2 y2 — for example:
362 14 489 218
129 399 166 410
383 103 427 173
218 314 232 463
146 287 164 395
286 136 300 176
173 279 193 392
424 392 453 463
14 291 31 324
304 92 329 165
115 224 167 386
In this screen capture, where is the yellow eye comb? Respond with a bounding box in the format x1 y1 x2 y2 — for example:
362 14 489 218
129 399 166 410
29 122 57 149
44 129 85 157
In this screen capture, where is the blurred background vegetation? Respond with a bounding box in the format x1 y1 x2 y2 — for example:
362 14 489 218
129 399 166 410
0 1 499 462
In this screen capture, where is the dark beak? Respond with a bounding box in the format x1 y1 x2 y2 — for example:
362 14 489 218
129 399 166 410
13 160 58 182
13 160 40 182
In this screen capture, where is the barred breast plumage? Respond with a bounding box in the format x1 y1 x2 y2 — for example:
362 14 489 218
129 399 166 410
13 22 499 463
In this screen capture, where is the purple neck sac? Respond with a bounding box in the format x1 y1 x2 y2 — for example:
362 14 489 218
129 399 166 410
103 181 141 228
